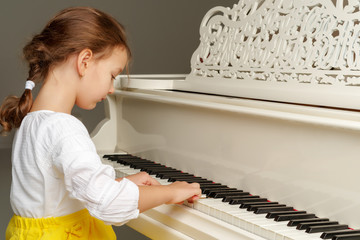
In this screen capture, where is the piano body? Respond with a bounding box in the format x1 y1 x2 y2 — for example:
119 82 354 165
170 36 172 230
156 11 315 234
92 0 360 239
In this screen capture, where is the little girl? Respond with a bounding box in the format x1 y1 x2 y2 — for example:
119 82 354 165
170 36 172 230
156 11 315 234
0 7 201 240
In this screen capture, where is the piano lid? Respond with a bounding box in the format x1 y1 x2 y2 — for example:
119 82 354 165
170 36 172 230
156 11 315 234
174 0 360 110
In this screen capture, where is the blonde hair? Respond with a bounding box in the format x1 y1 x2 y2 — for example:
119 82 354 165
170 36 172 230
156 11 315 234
0 7 131 134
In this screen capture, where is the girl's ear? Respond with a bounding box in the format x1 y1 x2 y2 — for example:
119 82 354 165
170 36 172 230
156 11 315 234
77 49 93 77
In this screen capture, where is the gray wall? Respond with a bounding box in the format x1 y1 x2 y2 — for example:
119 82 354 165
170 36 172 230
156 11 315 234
0 0 238 238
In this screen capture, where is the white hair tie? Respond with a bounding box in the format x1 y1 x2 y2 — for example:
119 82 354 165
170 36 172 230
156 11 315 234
25 80 35 90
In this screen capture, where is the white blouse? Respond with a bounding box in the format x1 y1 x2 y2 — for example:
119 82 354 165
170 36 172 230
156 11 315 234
10 110 139 225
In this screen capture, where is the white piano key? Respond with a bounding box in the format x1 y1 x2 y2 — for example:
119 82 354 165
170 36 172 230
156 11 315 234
102 158 115 166
219 204 254 225
118 168 141 176
282 231 323 240
150 175 171 185
261 223 321 240
222 209 242 224
250 218 283 236
232 210 264 229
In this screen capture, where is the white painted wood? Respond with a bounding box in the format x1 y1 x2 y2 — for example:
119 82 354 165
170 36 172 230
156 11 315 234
90 92 118 154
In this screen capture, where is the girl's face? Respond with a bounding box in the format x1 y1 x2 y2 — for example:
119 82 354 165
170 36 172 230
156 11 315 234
76 46 128 110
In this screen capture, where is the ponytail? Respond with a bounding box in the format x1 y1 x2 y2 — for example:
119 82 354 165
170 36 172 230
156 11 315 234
0 84 34 135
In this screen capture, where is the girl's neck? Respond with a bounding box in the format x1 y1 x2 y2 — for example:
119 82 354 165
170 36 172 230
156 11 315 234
30 57 79 114
30 83 76 114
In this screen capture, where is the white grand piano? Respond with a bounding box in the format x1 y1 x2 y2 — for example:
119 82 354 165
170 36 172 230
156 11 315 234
92 0 360 239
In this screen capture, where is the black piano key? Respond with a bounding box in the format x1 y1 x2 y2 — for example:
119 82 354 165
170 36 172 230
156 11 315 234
105 154 132 160
166 173 195 178
275 213 315 221
107 154 131 158
254 206 293 214
116 154 136 158
288 217 329 227
201 185 229 193
170 178 213 184
247 204 286 212
110 154 139 158
208 189 244 198
199 183 224 188
220 192 250 199
187 179 213 184
200 183 226 187
167 176 198 181
158 172 190 179
118 156 147 161
156 172 181 178
156 171 186 178
332 233 360 240
204 188 238 196
139 165 168 170
229 197 267 205
133 163 163 169
130 162 159 168
168 176 208 183
130 161 160 165
222 193 254 202
266 210 306 219
246 203 286 212
168 176 205 182
199 184 225 191
131 160 159 164
212 191 246 198
305 224 348 233
122 159 151 165
240 201 279 209
297 221 339 230
321 229 360 239
117 159 146 164
143 166 168 170
167 175 200 182
120 157 149 162
148 168 180 175
226 195 260 201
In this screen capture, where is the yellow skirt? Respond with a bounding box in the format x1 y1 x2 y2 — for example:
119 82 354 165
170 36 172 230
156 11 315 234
6 209 116 240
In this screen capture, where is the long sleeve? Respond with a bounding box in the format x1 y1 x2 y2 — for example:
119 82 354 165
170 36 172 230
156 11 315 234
50 115 139 225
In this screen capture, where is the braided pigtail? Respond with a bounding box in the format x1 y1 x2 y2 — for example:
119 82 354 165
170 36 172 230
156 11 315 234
0 34 49 135
0 83 34 135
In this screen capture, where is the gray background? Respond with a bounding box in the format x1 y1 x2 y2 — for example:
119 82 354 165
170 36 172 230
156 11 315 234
0 0 237 238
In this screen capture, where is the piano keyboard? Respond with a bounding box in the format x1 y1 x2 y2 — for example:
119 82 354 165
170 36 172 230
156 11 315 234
102 154 360 240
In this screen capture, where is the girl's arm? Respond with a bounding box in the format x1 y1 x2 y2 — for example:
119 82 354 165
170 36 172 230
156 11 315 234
117 172 202 213
138 181 201 213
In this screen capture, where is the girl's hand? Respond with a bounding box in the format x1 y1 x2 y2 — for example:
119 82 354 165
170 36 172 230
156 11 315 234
166 181 202 205
116 172 160 186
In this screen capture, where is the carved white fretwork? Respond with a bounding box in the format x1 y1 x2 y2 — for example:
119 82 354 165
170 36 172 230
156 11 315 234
176 0 360 109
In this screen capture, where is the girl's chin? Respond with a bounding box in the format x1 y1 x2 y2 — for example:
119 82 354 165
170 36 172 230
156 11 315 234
76 102 97 110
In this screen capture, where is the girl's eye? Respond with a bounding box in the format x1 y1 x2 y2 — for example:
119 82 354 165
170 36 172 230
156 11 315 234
111 75 115 80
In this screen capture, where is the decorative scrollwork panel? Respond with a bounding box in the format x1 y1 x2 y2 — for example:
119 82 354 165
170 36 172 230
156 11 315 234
189 0 360 88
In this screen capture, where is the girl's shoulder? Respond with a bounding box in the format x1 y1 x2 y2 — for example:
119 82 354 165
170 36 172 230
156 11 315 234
27 110 82 123
25 110 88 137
